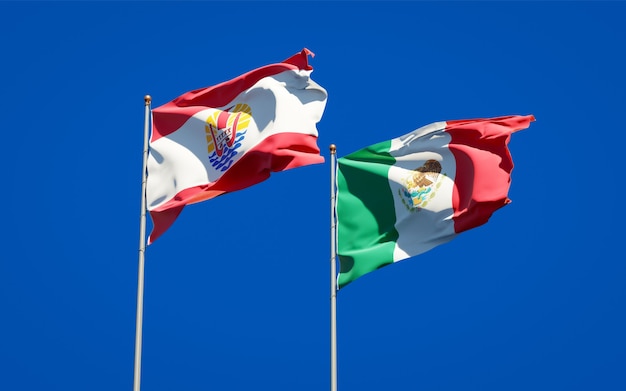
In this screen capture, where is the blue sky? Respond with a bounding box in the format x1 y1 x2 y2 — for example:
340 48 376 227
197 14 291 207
1 1 625 391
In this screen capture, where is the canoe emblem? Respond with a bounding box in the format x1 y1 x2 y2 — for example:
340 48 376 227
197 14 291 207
205 103 251 172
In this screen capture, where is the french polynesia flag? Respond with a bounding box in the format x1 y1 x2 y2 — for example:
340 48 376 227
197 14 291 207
146 49 327 244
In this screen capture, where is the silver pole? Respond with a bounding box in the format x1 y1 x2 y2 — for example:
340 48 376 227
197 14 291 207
134 95 151 391
330 144 338 391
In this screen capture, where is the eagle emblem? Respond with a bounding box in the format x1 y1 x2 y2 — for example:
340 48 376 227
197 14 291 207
399 159 443 211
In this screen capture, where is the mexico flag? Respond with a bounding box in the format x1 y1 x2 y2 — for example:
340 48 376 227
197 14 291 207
335 115 535 288
147 49 327 244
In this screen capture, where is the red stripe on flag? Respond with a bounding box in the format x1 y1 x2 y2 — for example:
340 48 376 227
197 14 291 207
447 115 535 233
151 49 315 142
147 131 323 244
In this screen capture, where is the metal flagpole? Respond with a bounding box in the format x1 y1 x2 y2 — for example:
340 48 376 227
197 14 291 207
330 144 338 391
134 95 151 391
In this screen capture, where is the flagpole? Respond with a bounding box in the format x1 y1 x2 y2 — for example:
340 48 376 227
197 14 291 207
330 144 338 391
134 94 151 391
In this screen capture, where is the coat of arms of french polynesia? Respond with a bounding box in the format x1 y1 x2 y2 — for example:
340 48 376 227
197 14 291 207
205 103 252 172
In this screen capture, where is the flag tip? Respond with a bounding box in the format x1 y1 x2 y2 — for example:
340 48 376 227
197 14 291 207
144 95 151 104
330 144 336 154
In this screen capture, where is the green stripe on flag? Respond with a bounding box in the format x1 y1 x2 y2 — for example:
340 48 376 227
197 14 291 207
336 140 398 288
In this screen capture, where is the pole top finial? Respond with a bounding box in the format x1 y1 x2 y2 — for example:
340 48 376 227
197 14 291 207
144 95 152 104
330 144 336 154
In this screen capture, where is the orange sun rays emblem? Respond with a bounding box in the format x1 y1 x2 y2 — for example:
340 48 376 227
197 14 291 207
205 103 252 157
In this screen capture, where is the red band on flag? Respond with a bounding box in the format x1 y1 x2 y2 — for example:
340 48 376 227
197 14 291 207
152 49 316 142
448 115 535 233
